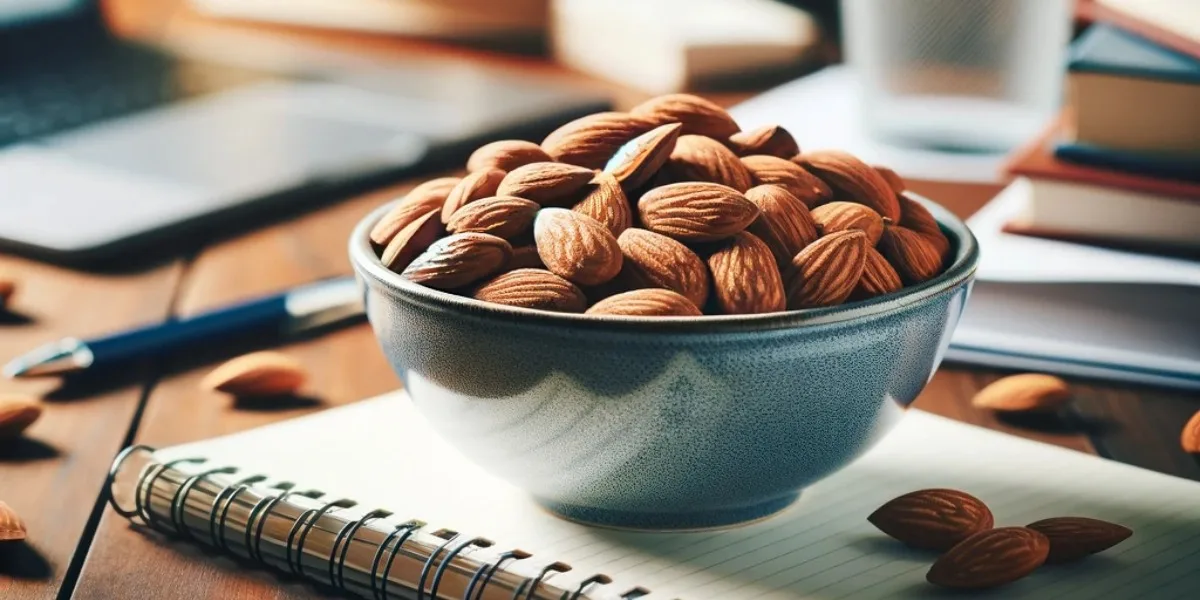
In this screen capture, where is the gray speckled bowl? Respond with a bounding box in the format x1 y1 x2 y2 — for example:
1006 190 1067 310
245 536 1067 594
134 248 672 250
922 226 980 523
349 195 978 530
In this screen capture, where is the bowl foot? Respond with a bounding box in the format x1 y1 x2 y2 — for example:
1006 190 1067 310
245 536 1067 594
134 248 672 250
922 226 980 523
537 492 801 532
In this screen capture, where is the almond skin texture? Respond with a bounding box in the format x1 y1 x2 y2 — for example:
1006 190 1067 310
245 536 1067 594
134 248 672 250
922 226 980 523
467 140 551 173
506 244 545 271
1026 517 1133 564
744 185 819 268
586 288 701 317
638 182 759 242
665 134 753 192
707 231 786 314
629 93 741 139
403 233 513 290
369 177 459 247
200 351 306 397
898 194 951 256
540 112 658 169
0 396 42 439
380 209 445 271
496 162 596 206
971 373 1071 412
741 155 832 207
0 501 26 542
927 527 1050 590
534 208 623 286
441 168 505 224
875 165 906 195
786 230 868 309
878 225 944 285
795 150 901 221
471 269 587 313
446 196 539 241
617 228 709 308
604 123 682 191
853 248 903 299
868 488 995 551
811 201 885 245
1183 410 1200 453
572 172 632 236
727 125 799 159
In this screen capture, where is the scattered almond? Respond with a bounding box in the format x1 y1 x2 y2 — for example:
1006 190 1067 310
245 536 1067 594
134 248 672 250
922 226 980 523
446 196 539 241
796 150 901 221
786 230 868 309
744 185 819 268
402 233 513 290
0 275 15 309
441 168 505 224
971 373 1071 413
727 125 799 159
604 123 682 191
586 288 701 317
467 140 552 173
811 201 885 245
572 172 632 236
0 501 26 542
0 396 42 440
874 165 906 195
878 225 944 285
637 182 759 242
853 248 903 299
200 352 306 397
496 162 595 206
664 134 753 192
1183 410 1200 453
741 155 832 207
380 208 445 271
1026 517 1132 564
629 93 740 139
617 228 710 308
707 231 786 314
534 209 623 286
868 488 995 551
541 112 658 169
472 269 587 313
369 177 459 247
927 527 1049 589
898 194 951 256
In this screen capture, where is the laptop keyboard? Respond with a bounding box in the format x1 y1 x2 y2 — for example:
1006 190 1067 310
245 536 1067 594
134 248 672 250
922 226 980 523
0 40 264 147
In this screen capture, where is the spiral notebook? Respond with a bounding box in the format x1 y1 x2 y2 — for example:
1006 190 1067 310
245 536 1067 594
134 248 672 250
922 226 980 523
107 392 1200 599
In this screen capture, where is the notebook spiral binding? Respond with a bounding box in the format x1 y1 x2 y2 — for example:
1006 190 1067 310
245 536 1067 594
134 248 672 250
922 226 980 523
105 445 647 600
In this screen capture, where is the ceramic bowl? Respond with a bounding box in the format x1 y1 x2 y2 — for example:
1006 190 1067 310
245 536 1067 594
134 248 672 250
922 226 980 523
349 194 979 530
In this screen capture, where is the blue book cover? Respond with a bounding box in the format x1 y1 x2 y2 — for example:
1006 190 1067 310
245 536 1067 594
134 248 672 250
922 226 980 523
1053 142 1200 183
1068 23 1200 85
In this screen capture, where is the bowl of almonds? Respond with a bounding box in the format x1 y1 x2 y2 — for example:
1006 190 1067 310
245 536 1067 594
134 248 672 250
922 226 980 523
349 94 979 530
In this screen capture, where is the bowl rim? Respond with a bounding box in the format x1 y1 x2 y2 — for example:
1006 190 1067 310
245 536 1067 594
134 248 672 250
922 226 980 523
349 192 979 333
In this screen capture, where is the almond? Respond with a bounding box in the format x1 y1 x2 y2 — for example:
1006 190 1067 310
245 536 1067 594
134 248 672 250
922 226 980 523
971 373 1071 412
868 488 995 551
506 244 545 271
744 185 819 268
446 196 539 240
853 248 903 299
441 168 505 224
727 125 799 159
637 182 759 242
811 201 885 245
0 501 26 542
402 233 513 290
878 225 944 285
586 288 701 317
1183 410 1200 453
0 275 15 309
369 177 459 247
604 123 682 191
1026 517 1133 564
898 194 951 256
472 269 587 313
467 140 552 173
741 155 832 207
617 228 709 308
0 396 42 440
629 93 740 139
875 165 906 195
534 208 623 286
795 150 900 221
541 112 658 169
380 208 445 271
785 230 868 309
496 162 595 207
707 231 786 315
664 134 753 191
927 527 1049 589
572 172 632 236
200 351 306 397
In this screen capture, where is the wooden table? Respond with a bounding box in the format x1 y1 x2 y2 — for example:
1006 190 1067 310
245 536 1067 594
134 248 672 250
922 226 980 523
1 3 1197 599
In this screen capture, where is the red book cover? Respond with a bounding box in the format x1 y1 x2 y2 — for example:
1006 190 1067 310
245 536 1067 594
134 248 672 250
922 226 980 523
1076 0 1200 60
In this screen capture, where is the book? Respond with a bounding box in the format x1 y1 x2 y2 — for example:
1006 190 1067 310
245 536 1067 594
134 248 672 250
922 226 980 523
1052 142 1200 184
107 391 1200 598
1066 24 1200 153
1077 0 1200 60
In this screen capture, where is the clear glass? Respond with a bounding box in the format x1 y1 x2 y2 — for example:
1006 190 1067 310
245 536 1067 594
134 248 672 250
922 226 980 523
842 0 1074 152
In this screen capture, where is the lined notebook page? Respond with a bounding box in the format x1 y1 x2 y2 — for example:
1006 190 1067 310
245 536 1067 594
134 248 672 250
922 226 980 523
159 393 1200 599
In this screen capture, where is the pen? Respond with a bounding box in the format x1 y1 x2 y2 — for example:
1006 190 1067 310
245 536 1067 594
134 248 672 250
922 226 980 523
3 276 364 379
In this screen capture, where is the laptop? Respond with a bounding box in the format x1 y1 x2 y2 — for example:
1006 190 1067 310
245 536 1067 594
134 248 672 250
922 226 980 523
0 1 609 266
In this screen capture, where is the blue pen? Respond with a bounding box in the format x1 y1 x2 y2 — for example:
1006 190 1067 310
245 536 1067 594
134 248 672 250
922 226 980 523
3 276 363 378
